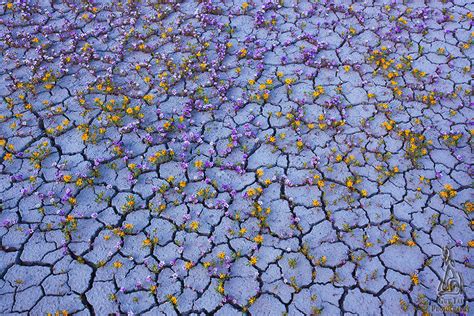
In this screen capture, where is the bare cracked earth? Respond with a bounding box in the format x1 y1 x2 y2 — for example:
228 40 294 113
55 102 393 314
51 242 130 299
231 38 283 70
0 0 473 315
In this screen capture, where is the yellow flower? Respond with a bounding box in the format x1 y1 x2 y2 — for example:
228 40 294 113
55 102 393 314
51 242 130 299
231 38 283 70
194 160 203 169
142 238 151 247
440 184 457 201
63 175 72 182
320 256 327 265
254 234 263 244
75 178 83 187
296 140 304 149
397 17 407 25
249 257 257 265
389 234 399 244
256 169 264 177
411 273 419 285
217 282 224 294
247 188 257 198
168 295 177 306
382 121 393 131
113 261 123 269
346 179 353 189
143 94 154 103
189 221 199 231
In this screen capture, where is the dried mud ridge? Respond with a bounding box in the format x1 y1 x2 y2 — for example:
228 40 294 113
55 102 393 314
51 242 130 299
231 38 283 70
0 0 473 315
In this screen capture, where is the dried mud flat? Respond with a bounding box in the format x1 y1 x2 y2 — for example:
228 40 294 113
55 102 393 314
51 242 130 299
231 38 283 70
0 0 473 315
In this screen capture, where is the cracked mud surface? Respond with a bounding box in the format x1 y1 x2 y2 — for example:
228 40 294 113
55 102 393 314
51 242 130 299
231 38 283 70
0 0 473 315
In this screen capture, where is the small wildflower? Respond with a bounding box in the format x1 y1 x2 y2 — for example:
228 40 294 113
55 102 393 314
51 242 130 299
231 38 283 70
113 261 123 269
143 94 154 103
439 184 457 201
319 256 327 265
189 221 199 231
249 256 257 265
167 294 178 306
194 160 203 169
254 234 263 244
411 273 419 286
184 261 194 270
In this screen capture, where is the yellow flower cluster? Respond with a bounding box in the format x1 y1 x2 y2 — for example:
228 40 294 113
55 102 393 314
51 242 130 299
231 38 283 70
439 184 457 201
148 149 175 164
